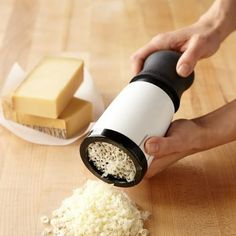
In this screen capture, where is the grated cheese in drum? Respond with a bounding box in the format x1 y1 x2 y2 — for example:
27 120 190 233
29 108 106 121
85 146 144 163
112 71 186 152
41 180 150 236
88 142 136 182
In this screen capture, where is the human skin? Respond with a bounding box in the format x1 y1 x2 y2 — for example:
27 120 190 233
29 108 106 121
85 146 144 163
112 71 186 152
131 0 236 77
130 0 236 177
145 100 236 178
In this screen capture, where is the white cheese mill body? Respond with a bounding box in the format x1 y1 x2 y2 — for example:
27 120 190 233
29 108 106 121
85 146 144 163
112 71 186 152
80 50 194 187
91 81 175 166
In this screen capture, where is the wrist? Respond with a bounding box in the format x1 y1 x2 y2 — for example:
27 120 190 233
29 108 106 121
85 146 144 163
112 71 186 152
192 100 236 151
190 118 211 152
198 0 236 42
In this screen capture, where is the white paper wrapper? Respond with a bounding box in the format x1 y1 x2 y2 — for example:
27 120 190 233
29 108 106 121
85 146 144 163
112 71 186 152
0 63 105 145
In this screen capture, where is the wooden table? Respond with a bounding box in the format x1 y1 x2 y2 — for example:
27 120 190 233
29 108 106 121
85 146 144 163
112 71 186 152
0 0 236 235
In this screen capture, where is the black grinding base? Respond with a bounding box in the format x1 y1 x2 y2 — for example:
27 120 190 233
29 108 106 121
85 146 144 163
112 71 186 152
80 129 148 187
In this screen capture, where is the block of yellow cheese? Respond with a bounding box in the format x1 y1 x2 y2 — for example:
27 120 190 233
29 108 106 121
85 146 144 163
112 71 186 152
12 57 84 118
2 97 92 139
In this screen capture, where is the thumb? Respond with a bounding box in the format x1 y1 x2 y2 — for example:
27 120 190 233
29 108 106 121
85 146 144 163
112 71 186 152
145 136 180 157
176 37 202 77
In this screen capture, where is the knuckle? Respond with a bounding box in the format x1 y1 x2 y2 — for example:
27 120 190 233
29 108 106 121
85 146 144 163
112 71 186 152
151 33 168 43
130 52 141 62
193 33 207 45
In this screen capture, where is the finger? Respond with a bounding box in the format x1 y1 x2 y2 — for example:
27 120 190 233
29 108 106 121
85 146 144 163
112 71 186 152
131 43 157 75
145 151 187 178
145 154 181 178
145 135 181 157
131 33 174 75
176 35 203 77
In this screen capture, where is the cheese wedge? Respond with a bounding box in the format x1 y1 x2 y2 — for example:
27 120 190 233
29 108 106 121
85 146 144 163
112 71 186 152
12 57 84 118
2 97 92 139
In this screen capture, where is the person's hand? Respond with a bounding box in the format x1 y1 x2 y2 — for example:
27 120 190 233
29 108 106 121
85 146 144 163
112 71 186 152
131 20 221 77
144 100 236 178
131 0 236 77
144 119 205 178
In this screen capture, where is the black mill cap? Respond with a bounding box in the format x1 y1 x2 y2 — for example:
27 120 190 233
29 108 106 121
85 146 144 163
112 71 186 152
131 50 195 111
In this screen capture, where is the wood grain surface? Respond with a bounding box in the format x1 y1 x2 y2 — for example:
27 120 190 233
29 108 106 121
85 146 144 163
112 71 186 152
0 0 236 235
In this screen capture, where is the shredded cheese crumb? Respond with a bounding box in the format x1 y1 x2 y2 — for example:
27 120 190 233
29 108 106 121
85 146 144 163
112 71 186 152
88 142 136 182
41 180 150 236
41 227 52 236
40 215 50 224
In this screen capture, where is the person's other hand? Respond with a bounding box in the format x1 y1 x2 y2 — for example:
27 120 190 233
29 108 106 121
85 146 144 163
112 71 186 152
131 20 221 77
144 99 236 178
144 119 205 178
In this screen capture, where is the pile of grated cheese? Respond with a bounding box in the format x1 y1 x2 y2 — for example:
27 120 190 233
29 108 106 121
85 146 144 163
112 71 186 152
41 180 150 236
88 142 136 182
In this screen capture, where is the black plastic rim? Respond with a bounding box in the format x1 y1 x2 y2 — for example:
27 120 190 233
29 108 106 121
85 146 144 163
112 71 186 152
80 129 148 187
